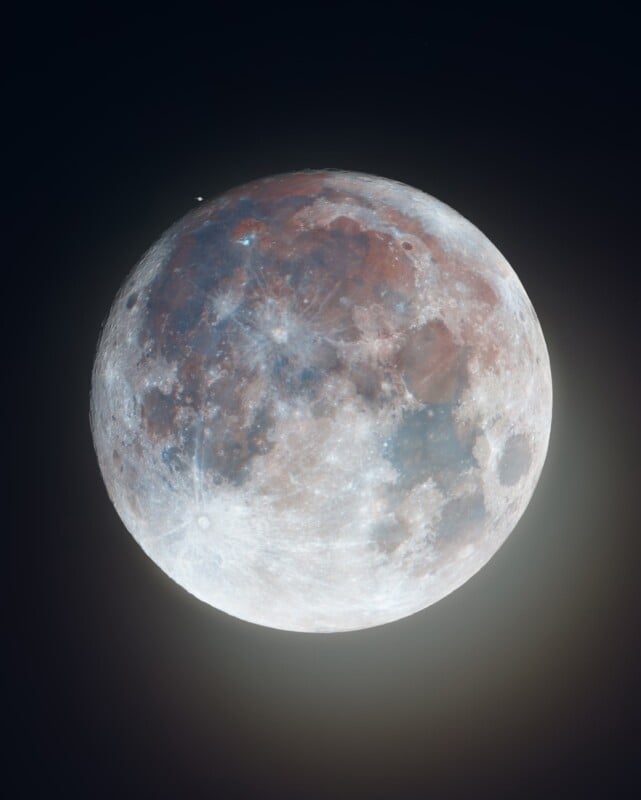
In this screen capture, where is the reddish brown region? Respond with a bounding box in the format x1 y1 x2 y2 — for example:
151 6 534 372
133 172 494 489
393 319 468 404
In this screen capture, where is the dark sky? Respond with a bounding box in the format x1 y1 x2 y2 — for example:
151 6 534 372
7 8 641 799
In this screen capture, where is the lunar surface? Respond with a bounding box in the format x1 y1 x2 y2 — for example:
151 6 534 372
91 170 552 632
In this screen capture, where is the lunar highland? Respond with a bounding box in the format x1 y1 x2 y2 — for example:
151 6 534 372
91 170 552 632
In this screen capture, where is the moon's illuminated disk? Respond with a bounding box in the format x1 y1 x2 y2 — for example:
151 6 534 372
91 170 552 632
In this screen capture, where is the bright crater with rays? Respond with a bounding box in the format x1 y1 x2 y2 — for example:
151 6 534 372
91 170 552 632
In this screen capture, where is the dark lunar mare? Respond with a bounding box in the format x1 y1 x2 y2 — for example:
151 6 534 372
383 403 479 493
134 184 424 490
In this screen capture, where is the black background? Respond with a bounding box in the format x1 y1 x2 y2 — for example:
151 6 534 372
7 7 641 799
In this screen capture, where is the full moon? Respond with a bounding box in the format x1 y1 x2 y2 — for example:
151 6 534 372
91 170 552 632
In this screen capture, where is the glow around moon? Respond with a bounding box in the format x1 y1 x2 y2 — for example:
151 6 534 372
90 170 552 632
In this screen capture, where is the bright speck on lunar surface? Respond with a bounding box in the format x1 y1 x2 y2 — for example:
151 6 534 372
90 170 552 632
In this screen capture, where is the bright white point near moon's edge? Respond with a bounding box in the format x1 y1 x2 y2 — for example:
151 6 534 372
90 170 552 632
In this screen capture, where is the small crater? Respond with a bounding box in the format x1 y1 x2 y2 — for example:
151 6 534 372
402 241 413 250
126 292 138 310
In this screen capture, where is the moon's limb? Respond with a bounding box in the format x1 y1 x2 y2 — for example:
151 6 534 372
91 170 552 632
